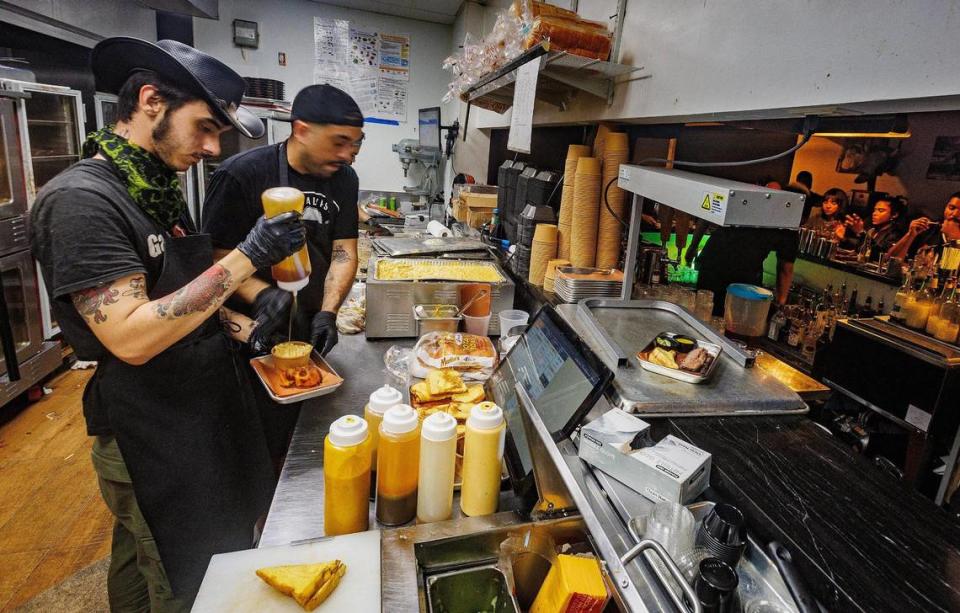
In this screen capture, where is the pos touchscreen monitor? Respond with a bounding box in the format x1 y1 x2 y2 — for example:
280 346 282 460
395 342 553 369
484 305 612 506
418 106 441 151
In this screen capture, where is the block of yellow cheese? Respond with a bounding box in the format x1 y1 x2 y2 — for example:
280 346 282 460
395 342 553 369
530 554 609 613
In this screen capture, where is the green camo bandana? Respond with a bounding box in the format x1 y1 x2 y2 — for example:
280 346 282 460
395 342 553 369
83 127 186 231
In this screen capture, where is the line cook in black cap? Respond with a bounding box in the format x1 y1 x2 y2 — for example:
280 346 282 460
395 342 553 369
202 84 363 467
29 38 306 610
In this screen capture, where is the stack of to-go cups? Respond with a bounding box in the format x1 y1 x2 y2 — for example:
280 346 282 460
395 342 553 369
596 132 630 269
528 223 558 287
557 144 592 261
570 156 602 268
543 258 571 293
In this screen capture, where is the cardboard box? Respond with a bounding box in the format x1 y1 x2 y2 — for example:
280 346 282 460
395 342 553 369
462 192 498 209
579 411 710 504
578 409 652 475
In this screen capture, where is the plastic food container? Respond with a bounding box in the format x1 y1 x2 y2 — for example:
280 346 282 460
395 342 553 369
498 310 529 336
723 284 773 338
413 304 461 336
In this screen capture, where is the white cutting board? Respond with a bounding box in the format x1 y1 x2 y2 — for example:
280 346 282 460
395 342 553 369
192 530 381 612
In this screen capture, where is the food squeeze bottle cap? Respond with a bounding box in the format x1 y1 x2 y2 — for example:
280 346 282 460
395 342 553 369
328 415 368 446
468 402 504 430
382 404 419 434
422 412 457 442
368 385 402 416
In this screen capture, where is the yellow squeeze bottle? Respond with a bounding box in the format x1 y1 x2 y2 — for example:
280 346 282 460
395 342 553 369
460 402 506 517
364 385 402 469
323 415 372 536
376 404 421 526
261 187 311 291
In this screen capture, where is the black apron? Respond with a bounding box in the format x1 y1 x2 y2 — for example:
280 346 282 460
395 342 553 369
87 231 274 599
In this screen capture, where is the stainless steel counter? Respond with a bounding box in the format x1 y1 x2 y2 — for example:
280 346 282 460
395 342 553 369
258 331 522 548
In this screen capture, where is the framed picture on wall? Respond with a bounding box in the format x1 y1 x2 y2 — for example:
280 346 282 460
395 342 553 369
926 136 960 181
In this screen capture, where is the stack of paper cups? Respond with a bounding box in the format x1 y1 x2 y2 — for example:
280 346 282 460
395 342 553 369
543 258 571 293
597 133 629 269
528 223 558 287
557 144 592 261
570 156 602 268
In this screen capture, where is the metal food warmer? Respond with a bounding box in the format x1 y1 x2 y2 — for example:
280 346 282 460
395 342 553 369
365 236 515 338
380 302 807 612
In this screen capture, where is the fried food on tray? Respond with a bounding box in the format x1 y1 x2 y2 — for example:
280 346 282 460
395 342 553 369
278 365 323 389
451 384 485 404
426 369 468 397
256 559 346 610
648 347 680 370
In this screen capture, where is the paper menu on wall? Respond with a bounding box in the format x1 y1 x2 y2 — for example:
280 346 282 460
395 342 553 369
508 55 543 153
313 17 410 122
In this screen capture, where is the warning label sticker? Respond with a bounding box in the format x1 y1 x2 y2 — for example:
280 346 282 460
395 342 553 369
700 191 726 219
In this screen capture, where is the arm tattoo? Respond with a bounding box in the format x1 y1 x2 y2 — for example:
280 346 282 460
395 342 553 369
122 276 147 300
153 265 232 319
331 245 353 263
72 285 120 324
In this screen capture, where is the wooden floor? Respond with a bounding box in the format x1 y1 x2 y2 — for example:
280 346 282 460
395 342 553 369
0 368 112 611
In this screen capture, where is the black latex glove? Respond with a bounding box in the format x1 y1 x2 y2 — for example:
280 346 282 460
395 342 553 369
248 287 292 353
237 212 306 270
309 311 338 356
249 330 286 356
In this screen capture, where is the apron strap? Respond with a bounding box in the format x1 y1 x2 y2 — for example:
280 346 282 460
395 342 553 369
278 142 289 188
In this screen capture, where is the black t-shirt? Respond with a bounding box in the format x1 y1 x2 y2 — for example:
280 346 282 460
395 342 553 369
201 143 359 312
908 225 946 260
30 160 172 360
696 227 799 314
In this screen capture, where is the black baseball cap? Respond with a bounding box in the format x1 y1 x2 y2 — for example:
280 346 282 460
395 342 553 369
91 37 264 139
291 84 364 127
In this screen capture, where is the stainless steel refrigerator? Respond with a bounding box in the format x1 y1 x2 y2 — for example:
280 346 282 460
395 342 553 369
0 80 62 408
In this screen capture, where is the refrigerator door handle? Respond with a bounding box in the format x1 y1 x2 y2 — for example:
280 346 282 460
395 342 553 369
0 271 21 382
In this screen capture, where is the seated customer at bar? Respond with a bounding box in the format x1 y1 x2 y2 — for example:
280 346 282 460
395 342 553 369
838 195 907 260
887 192 960 260
803 187 847 237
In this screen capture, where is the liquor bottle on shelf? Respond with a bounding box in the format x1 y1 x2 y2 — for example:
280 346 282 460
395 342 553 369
768 307 787 342
934 279 960 343
890 271 913 324
847 286 859 317
861 295 875 318
927 277 955 336
905 276 935 330
877 297 885 315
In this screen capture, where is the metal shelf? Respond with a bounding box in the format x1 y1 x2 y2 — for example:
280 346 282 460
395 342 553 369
463 42 643 115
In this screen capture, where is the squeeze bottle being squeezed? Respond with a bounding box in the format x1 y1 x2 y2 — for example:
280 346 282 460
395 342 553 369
261 187 311 291
460 402 506 517
416 412 458 523
323 415 372 536
376 404 421 526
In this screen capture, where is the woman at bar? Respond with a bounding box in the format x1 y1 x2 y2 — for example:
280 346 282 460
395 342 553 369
838 195 907 260
803 188 848 238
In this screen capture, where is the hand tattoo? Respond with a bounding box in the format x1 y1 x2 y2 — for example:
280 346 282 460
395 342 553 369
72 285 120 324
122 276 147 300
153 265 232 319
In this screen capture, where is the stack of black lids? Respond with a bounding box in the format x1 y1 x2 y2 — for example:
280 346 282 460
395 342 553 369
508 166 538 244
243 77 286 101
497 160 526 244
517 204 557 248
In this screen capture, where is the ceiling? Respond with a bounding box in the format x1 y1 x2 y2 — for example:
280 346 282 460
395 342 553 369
311 0 466 24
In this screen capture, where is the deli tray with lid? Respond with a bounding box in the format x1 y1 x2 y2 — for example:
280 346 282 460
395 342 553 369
249 350 344 405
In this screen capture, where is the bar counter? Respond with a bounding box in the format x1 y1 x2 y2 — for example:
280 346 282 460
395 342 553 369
259 329 960 613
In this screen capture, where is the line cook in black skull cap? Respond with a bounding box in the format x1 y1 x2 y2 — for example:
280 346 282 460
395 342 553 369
201 84 363 468
29 37 306 610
